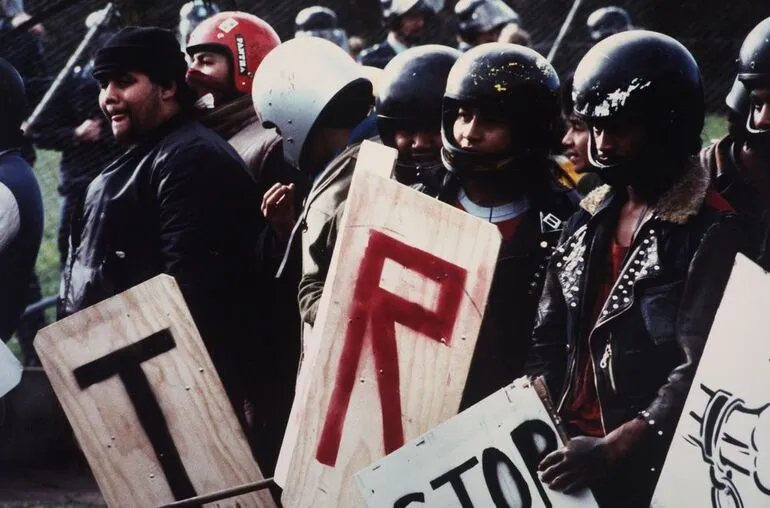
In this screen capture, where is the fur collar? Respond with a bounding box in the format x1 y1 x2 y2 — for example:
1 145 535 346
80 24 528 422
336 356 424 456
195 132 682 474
579 160 710 225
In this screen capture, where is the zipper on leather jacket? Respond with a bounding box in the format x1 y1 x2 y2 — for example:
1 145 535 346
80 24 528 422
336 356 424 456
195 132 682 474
599 341 618 394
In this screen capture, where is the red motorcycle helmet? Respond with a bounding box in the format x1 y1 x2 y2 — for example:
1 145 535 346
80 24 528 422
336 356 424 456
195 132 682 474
186 11 280 94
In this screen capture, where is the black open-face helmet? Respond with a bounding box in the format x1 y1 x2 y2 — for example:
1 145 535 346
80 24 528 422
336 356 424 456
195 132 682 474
737 17 770 139
573 30 703 169
441 43 560 176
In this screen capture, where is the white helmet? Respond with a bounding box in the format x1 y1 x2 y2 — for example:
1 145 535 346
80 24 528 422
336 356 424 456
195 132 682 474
252 37 372 170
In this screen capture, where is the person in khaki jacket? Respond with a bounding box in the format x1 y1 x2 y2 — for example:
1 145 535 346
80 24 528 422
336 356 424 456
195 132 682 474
251 37 375 344
186 11 291 198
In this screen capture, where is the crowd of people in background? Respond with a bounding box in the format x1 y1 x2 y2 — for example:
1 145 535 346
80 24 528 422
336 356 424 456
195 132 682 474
1 0 770 506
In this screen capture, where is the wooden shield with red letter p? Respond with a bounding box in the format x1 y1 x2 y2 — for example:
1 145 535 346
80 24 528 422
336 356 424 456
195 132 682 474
278 141 502 507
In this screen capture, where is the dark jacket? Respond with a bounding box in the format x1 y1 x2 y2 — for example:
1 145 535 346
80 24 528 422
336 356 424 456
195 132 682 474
527 162 739 502
60 113 269 430
358 41 398 69
0 149 42 341
33 62 121 197
197 94 292 198
198 95 300 476
436 177 576 409
700 135 770 269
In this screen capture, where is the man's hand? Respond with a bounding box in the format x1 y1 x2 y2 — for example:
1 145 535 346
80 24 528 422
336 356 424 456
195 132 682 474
538 435 609 493
261 182 295 242
538 417 650 493
11 13 45 35
74 119 102 142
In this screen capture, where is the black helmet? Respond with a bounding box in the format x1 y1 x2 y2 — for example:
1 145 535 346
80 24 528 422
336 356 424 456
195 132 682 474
295 6 349 50
381 0 442 27
455 0 519 44
737 17 770 87
377 45 461 184
295 6 339 31
726 79 750 119
178 0 220 46
725 79 750 141
377 45 462 145
0 57 26 148
573 30 703 157
573 31 703 195
441 43 560 175
586 6 633 42
737 17 770 139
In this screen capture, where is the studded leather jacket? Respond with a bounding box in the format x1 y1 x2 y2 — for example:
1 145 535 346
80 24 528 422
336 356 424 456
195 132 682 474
527 162 740 473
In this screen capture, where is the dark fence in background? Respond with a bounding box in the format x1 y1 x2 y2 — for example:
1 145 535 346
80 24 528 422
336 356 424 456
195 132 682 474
20 0 770 113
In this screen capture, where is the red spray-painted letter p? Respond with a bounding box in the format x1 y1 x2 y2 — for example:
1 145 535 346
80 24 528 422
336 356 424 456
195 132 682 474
316 230 468 467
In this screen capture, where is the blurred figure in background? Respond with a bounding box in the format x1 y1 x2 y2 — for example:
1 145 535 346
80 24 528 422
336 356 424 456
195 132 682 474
0 0 48 131
454 0 519 51
586 5 634 43
348 35 366 60
359 0 442 68
294 6 349 52
177 0 220 50
31 9 121 269
498 22 531 46
1 0 43 35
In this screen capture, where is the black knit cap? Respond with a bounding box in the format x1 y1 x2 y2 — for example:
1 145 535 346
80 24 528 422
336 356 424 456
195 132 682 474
93 27 193 104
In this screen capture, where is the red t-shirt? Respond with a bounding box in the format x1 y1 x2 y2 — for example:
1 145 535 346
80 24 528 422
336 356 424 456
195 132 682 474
566 239 628 437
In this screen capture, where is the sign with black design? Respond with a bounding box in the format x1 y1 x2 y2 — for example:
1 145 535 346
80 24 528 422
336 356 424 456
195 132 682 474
354 377 599 507
653 254 770 508
34 275 276 508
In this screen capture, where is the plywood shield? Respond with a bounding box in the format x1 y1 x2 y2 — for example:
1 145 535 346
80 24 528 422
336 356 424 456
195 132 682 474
34 275 275 508
279 140 502 507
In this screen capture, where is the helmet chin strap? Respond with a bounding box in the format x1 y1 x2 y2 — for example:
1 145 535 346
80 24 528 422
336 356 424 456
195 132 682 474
746 110 770 135
441 145 519 176
394 159 444 185
586 132 612 170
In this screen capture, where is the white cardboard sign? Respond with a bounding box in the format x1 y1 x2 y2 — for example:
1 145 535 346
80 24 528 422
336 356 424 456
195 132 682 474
355 377 599 508
652 254 770 508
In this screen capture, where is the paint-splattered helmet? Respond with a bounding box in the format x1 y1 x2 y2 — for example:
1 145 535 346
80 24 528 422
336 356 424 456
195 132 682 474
441 42 560 175
573 30 704 161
